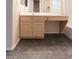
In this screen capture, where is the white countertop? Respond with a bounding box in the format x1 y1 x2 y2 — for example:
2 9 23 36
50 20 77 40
20 12 65 16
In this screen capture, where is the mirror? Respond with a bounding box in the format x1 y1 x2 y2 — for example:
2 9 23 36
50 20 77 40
34 0 50 13
20 0 62 15
53 0 61 15
34 0 39 12
45 0 50 12
21 0 27 6
25 0 27 6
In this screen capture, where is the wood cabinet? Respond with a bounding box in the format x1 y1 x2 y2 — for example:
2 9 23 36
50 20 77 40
19 16 68 39
32 16 45 38
48 16 68 21
32 16 46 22
20 16 33 22
20 16 33 38
20 22 32 38
20 16 45 39
33 22 44 38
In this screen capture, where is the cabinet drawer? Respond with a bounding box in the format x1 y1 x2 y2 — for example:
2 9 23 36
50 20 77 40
33 16 46 22
20 16 32 22
48 16 68 21
20 22 32 38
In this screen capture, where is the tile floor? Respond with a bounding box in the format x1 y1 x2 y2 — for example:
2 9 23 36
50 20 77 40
6 34 72 59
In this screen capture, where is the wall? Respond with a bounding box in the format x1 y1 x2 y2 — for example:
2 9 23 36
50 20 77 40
6 0 12 50
64 0 72 39
12 0 20 50
45 22 59 33
6 0 20 51
66 0 72 28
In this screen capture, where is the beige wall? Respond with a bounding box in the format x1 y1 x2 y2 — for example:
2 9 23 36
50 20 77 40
64 0 72 39
66 0 72 28
45 22 59 33
6 0 20 50
6 0 12 50
12 0 20 50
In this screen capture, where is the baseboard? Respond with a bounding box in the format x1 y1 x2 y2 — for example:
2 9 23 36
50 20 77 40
12 38 20 51
64 26 72 39
45 32 59 34
64 32 72 39
6 48 12 51
6 38 20 51
45 32 64 34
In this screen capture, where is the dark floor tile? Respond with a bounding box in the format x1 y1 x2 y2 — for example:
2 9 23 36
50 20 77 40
6 34 72 59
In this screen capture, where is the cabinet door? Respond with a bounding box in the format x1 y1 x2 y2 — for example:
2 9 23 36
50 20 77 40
20 22 32 38
33 22 44 38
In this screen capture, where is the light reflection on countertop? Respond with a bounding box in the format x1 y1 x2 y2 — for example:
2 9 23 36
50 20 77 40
20 12 65 16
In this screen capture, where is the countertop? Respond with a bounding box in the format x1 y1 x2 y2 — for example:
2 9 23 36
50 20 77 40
20 12 66 16
20 12 68 21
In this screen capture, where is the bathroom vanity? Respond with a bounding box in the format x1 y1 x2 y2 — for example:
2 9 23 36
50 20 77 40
19 15 68 39
19 0 68 39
